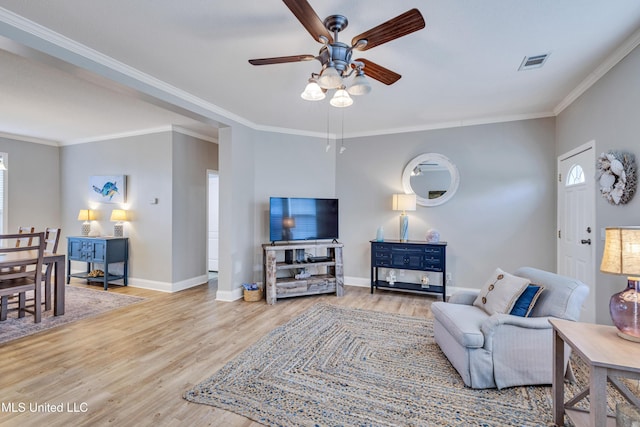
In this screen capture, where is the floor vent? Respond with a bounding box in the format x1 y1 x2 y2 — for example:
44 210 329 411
518 53 550 71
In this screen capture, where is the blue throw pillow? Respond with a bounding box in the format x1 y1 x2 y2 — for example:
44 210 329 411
510 284 544 317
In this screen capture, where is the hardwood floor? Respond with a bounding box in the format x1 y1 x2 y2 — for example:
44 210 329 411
0 280 436 427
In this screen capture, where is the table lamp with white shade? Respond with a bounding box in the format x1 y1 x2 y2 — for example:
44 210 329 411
110 209 128 237
392 194 416 242
600 226 640 342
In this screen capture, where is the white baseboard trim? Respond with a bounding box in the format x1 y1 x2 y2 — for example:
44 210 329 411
128 275 209 293
344 276 370 288
216 287 243 302
68 268 209 293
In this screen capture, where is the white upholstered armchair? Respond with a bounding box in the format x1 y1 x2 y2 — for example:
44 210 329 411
431 267 589 389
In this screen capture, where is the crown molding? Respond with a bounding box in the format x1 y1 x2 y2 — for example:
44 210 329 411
0 131 59 146
343 111 556 139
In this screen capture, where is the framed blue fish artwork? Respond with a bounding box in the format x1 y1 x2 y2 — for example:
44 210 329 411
89 175 126 204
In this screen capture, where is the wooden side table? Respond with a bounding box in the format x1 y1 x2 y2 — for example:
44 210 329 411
550 318 640 426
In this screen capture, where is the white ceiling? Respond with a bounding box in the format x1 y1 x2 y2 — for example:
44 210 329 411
1 0 640 144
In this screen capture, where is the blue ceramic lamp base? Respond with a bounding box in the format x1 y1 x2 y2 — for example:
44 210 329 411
399 213 409 242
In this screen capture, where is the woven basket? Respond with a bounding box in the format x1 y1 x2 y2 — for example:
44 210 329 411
243 288 263 302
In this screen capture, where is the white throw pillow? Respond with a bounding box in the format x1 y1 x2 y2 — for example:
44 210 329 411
473 268 531 315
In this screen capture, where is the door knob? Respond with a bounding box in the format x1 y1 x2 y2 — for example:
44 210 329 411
580 239 591 245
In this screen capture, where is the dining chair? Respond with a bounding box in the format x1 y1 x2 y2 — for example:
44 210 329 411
42 227 61 310
0 232 45 323
4 228 61 312
16 226 35 248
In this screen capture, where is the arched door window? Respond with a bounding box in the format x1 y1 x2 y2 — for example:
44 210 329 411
566 164 585 186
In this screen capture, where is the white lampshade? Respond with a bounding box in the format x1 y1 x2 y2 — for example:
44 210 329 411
318 65 342 89
300 80 326 101
601 227 640 275
110 209 128 222
77 209 96 222
347 73 371 96
330 88 353 108
392 194 417 212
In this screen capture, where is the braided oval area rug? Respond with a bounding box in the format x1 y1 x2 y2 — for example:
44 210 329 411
184 303 590 426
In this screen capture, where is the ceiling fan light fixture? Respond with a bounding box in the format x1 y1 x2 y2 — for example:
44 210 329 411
330 87 353 108
347 72 371 96
318 65 342 89
301 79 326 101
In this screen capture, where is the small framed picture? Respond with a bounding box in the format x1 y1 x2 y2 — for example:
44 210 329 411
89 175 126 204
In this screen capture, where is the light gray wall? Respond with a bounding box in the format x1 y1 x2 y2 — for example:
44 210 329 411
0 137 60 232
216 124 258 300
557 45 640 324
172 131 219 284
61 130 218 291
251 131 337 282
336 118 557 291
61 132 173 286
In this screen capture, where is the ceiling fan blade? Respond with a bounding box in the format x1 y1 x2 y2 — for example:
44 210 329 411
282 0 333 43
355 59 401 85
249 55 316 66
351 9 425 51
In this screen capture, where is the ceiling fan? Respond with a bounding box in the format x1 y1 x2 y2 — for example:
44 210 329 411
248 0 425 106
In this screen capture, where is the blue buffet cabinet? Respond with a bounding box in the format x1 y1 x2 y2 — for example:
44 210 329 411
370 240 447 299
67 236 129 290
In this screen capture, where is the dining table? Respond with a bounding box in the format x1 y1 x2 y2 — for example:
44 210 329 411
0 250 66 315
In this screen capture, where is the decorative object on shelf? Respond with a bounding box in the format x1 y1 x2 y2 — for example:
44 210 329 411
88 269 104 278
110 209 128 237
77 209 96 236
376 226 384 242
421 274 430 288
426 229 440 243
600 226 640 342
248 3 425 108
90 175 126 204
386 270 396 285
596 151 637 205
392 193 416 241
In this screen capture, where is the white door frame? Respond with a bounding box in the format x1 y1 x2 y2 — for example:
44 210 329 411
557 140 596 322
206 169 219 272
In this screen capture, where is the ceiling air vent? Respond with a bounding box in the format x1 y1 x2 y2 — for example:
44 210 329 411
518 53 550 71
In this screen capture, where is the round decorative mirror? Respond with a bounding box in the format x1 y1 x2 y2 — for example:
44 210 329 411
402 153 460 207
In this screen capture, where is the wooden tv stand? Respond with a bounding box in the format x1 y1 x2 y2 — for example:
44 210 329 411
262 242 344 304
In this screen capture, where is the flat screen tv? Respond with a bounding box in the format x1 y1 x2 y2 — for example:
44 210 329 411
269 197 339 242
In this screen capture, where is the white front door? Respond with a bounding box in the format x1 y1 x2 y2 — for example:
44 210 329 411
557 142 595 322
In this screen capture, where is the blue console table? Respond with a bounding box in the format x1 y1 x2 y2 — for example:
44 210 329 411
370 240 447 299
67 236 129 290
